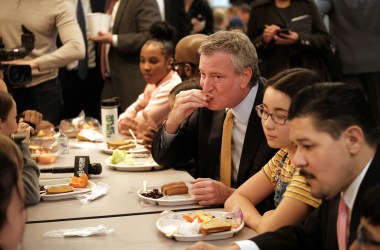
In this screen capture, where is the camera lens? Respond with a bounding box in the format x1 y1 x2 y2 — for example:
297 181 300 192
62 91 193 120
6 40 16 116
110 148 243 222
8 65 25 82
4 65 32 88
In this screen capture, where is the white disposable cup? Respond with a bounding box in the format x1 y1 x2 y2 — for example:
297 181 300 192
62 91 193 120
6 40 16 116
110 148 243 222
86 13 111 36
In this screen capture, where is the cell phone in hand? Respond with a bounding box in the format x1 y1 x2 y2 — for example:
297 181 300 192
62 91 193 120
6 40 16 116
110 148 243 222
276 28 290 38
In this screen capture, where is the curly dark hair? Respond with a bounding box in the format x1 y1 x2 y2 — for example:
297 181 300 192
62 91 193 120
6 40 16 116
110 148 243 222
145 21 177 59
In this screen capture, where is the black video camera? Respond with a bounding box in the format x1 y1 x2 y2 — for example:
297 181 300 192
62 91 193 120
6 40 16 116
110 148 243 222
0 25 35 89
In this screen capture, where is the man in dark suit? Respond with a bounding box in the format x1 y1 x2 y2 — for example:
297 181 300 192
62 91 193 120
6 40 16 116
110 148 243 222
188 82 380 250
152 30 276 208
90 0 161 111
162 0 188 42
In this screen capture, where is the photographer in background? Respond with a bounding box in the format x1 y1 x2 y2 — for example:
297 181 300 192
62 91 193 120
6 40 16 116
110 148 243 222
0 0 85 126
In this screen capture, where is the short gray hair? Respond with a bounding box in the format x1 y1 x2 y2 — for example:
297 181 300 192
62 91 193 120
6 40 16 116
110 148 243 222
198 30 260 85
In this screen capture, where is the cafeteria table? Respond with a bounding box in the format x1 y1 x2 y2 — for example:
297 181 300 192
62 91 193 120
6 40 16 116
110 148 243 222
25 140 248 250
28 142 208 223
23 210 257 250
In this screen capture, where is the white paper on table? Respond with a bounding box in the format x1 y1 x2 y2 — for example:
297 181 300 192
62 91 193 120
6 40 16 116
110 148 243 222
43 224 114 238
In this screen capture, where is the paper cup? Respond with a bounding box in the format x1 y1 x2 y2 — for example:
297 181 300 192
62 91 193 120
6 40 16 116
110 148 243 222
87 13 111 36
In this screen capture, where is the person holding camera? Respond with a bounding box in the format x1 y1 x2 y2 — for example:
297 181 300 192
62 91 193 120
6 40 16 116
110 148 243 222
246 0 331 80
0 0 85 126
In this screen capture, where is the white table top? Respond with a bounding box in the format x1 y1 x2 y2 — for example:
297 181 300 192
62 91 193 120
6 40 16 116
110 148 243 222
28 142 206 223
23 210 257 250
24 140 257 250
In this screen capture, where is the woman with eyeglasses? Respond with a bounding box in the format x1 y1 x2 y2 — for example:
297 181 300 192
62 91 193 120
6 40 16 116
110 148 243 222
118 21 181 139
224 68 322 234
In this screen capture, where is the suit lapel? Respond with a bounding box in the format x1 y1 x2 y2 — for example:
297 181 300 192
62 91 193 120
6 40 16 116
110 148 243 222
113 0 128 32
199 108 224 178
237 80 266 183
349 146 380 244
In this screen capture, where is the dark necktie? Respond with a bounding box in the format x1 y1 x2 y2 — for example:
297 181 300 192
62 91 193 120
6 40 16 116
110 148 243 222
77 0 88 80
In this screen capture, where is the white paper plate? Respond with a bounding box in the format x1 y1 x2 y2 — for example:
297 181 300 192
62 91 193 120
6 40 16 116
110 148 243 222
137 184 197 206
99 143 149 154
156 211 244 241
105 156 163 171
40 178 95 201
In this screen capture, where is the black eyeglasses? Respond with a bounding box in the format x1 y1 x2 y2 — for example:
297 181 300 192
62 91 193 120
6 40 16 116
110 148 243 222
170 61 198 71
255 104 288 125
357 224 380 249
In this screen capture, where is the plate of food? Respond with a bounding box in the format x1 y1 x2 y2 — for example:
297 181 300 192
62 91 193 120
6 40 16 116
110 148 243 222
99 139 149 154
156 210 244 241
39 178 95 201
105 150 163 171
137 181 197 206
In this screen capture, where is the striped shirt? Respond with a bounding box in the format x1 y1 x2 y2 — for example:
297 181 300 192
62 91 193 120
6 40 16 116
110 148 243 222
262 148 321 208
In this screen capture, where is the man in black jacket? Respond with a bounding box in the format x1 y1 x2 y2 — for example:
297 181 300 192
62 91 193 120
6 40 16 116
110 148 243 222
152 30 276 208
187 82 380 250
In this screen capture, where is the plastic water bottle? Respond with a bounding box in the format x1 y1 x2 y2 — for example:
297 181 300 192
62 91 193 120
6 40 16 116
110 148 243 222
101 97 120 142
57 129 69 154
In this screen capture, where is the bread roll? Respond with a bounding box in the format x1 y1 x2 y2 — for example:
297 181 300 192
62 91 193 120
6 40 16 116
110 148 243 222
162 184 189 196
161 181 186 192
161 181 188 196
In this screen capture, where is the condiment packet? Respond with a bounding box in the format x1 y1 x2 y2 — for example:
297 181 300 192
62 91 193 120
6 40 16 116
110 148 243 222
43 224 114 238
75 182 109 205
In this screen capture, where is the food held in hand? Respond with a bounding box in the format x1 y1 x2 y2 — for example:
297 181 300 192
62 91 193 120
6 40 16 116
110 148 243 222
161 181 189 196
199 219 232 235
106 139 136 150
69 173 89 188
141 189 164 199
46 184 74 194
